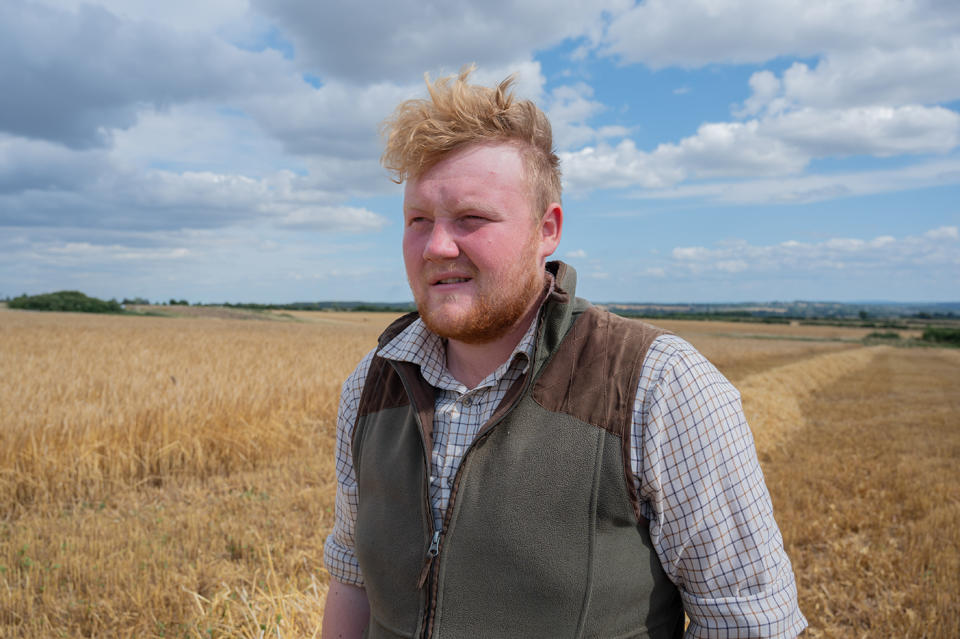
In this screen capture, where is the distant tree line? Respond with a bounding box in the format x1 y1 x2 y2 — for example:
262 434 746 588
219 301 416 312
8 291 123 313
4 292 958 334
922 327 960 346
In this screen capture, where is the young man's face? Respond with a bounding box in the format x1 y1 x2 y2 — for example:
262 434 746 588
402 143 561 344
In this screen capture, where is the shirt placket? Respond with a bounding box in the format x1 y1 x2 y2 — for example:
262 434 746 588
430 385 489 532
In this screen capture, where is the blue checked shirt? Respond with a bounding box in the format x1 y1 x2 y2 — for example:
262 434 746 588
324 313 807 638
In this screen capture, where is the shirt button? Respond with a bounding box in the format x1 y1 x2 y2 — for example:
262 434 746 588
462 396 472 406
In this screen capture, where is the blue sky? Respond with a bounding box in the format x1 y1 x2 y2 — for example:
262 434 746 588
2 0 958 304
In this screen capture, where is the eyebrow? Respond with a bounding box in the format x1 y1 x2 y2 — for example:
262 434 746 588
404 200 502 217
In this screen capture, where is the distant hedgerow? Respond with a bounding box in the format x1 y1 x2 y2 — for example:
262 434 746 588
865 331 901 340
8 291 123 314
921 327 960 346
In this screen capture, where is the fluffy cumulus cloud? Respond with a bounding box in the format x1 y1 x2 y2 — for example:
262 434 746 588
0 0 397 243
547 83 631 150
251 0 627 84
565 105 960 193
559 0 960 194
602 0 960 71
0 0 300 149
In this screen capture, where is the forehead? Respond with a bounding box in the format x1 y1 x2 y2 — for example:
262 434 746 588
403 143 531 210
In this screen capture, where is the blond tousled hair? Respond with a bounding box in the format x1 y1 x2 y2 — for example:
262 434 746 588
380 66 562 216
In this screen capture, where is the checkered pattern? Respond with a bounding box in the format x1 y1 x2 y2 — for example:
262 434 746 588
324 323 807 638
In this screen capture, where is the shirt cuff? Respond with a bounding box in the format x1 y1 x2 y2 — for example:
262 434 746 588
323 533 365 587
682 577 808 639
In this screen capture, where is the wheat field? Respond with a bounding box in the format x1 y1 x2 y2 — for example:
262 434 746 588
1 308 957 638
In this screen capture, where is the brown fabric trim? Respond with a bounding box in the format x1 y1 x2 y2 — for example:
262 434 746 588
532 307 665 434
377 311 420 349
357 355 411 418
532 307 667 521
392 360 437 456
356 356 437 472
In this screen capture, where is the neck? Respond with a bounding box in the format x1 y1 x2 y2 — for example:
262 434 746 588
444 301 540 390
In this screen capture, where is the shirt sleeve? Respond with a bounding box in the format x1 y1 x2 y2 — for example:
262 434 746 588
633 335 808 638
323 348 376 587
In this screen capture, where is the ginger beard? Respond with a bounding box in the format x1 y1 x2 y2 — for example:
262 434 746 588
412 231 544 345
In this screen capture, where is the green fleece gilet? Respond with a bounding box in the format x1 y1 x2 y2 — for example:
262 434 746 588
352 262 684 639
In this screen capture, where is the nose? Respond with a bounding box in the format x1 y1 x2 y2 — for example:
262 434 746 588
422 220 460 261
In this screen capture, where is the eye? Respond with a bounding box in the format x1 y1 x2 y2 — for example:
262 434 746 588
460 214 489 226
406 215 430 227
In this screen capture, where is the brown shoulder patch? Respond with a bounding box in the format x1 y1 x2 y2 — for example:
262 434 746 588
357 355 411 418
532 308 667 522
532 308 667 438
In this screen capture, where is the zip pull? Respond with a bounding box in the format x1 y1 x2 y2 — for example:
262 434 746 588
427 530 441 557
416 529 442 589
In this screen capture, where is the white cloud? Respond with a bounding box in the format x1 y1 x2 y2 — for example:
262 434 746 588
565 248 588 259
243 79 422 160
630 158 960 205
669 226 960 276
762 106 960 157
563 106 960 194
42 0 249 33
715 260 748 273
592 0 960 201
602 0 960 70
0 0 300 149
653 120 806 178
560 140 685 192
747 46 960 113
0 133 385 234
46 242 191 262
545 82 633 151
277 206 387 232
925 226 960 240
736 70 783 118
671 247 710 261
251 0 628 84
110 104 297 177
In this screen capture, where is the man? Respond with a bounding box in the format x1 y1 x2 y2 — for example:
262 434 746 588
322 68 807 638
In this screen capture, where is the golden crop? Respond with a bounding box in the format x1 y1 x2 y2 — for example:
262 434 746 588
1 308 957 637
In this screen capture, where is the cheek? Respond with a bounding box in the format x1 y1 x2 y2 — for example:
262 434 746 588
402 233 420 262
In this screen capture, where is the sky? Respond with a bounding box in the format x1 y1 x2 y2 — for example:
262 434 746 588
2 0 959 304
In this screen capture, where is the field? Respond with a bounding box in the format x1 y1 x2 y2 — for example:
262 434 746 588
1 307 958 638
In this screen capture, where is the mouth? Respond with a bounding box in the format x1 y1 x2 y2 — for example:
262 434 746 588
433 277 472 285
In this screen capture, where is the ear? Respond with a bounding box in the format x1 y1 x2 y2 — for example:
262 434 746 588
537 202 563 261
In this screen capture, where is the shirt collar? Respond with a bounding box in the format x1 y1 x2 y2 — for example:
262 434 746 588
379 272 554 392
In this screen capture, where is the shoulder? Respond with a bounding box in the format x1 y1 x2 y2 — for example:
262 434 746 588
342 311 420 406
533 309 669 433
638 333 740 407
338 347 378 429
562 307 670 367
343 347 378 397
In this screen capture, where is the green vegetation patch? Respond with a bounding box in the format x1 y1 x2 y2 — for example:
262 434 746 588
865 331 902 340
7 291 123 314
921 327 960 346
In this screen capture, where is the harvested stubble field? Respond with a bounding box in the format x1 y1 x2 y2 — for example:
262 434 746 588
1 307 957 638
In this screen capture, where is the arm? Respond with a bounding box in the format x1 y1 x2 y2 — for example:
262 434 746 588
633 335 807 638
323 350 377 636
322 579 369 639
